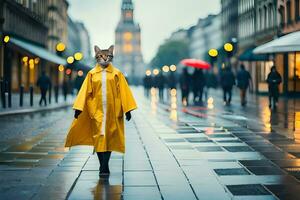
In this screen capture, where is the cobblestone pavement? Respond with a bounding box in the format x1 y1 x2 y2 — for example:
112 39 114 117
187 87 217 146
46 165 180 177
0 87 300 199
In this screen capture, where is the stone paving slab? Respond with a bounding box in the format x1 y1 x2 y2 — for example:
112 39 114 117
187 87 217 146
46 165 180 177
1 88 300 199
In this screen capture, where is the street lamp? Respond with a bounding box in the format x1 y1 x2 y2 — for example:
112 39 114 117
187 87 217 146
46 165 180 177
74 52 83 61
67 56 74 64
208 48 218 69
77 70 84 77
56 42 66 53
223 43 234 68
162 65 169 73
153 69 159 75
58 65 64 72
224 43 233 52
208 48 218 58
3 35 9 43
170 65 176 72
145 69 151 76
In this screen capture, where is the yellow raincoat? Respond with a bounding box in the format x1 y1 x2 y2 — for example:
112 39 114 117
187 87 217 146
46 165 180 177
64 63 137 153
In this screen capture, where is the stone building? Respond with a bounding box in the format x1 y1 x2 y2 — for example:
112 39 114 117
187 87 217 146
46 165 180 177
237 0 300 95
190 14 222 62
0 0 68 95
221 0 238 43
114 0 144 85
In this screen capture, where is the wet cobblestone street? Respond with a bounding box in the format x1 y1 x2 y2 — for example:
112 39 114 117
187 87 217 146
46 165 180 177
0 88 300 199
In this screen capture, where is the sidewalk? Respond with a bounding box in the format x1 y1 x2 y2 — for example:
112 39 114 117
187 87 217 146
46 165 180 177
1 87 300 199
0 93 74 116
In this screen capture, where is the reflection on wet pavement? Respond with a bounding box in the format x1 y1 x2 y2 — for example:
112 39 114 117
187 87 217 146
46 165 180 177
1 88 300 199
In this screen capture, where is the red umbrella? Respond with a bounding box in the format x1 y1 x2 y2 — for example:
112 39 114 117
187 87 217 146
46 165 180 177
180 59 211 69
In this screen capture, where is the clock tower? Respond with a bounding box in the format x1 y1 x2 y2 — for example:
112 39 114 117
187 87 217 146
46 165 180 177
114 0 144 84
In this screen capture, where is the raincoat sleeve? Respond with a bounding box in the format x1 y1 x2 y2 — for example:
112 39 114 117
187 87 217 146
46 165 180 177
72 72 93 111
119 73 137 114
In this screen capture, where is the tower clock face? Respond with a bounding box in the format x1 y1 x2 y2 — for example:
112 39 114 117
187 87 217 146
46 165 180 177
125 11 132 19
123 32 133 41
123 44 133 53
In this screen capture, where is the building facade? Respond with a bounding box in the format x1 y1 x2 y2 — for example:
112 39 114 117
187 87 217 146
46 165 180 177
235 0 300 95
1 0 49 93
190 14 222 63
46 0 68 53
221 0 238 43
276 0 300 94
0 0 75 96
114 0 144 85
76 22 92 63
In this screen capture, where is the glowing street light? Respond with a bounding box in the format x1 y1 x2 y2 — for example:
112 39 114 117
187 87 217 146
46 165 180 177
208 49 218 57
34 58 40 64
77 70 84 76
22 56 28 63
66 68 72 75
170 65 176 72
153 69 159 75
224 43 233 52
3 36 10 43
29 59 34 69
67 56 74 64
162 65 170 72
56 42 66 52
58 65 64 72
145 69 151 76
74 52 83 61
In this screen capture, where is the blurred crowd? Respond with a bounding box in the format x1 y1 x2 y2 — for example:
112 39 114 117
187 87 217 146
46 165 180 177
143 65 282 109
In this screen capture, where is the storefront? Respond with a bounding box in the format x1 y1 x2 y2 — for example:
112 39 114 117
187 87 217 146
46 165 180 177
254 31 300 96
5 36 67 92
238 47 272 94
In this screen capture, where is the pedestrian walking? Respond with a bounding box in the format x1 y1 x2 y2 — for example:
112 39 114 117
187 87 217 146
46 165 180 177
180 68 191 106
220 67 235 105
266 66 282 109
65 45 137 176
62 80 68 101
36 70 51 106
157 72 166 102
236 64 252 106
168 71 177 90
204 71 218 100
192 69 205 104
143 73 152 97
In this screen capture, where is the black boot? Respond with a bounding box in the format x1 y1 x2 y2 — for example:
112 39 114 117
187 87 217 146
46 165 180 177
96 152 104 174
103 151 111 174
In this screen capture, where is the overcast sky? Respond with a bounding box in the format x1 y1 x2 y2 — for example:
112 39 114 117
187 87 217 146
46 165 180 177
68 0 220 63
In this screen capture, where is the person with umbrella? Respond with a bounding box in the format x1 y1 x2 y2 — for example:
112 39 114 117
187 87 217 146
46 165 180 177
180 59 211 105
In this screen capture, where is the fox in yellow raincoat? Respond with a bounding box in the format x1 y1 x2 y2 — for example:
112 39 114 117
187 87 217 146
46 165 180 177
64 45 137 174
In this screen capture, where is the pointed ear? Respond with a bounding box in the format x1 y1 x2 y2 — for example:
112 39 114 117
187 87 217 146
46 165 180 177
94 45 101 54
108 45 114 54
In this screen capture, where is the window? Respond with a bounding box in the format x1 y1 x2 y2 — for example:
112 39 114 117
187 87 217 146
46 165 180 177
279 6 285 27
287 1 292 24
268 4 273 28
296 0 300 21
123 44 133 53
264 6 268 29
123 32 132 41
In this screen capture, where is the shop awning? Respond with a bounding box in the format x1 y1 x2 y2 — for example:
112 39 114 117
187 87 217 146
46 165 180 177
253 31 300 54
9 37 67 65
239 47 269 61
